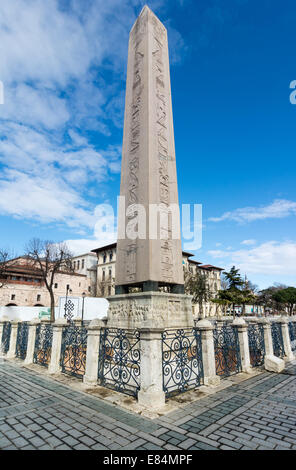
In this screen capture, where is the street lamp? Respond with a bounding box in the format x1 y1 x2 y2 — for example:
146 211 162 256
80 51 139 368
82 292 86 324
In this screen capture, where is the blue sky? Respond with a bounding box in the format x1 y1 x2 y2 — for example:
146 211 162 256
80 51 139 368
0 0 295 289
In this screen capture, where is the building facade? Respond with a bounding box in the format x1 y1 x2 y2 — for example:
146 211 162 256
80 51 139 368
71 252 97 296
0 257 89 307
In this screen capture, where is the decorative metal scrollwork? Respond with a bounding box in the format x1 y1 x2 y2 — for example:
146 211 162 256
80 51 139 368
271 322 284 358
34 323 53 367
15 322 29 359
213 324 241 377
60 325 87 379
162 328 203 398
98 328 141 397
288 322 296 352
64 300 75 323
248 323 265 367
1 322 11 354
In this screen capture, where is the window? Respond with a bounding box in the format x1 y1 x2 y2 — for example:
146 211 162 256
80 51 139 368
103 254 107 263
88 286 91 292
77 260 80 270
108 286 111 296
109 269 112 279
11 294 15 300
102 271 105 281
73 261 76 270
109 252 113 262
82 259 85 269
37 294 41 301
54 283 58 289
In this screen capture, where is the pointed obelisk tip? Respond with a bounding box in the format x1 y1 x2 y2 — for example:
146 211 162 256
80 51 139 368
140 4 151 16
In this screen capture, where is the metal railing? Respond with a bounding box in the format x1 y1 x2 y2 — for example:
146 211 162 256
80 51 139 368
34 323 53 367
213 324 241 377
162 328 203 398
60 324 87 379
271 322 285 358
98 328 141 397
15 322 29 359
1 322 11 354
248 323 265 367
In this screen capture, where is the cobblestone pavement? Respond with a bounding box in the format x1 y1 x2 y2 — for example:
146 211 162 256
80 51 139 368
0 359 296 451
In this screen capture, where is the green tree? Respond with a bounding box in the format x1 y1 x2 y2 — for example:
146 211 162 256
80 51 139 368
272 287 296 315
184 269 212 318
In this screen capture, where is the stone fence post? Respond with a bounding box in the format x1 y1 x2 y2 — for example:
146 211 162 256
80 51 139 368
6 320 21 359
258 318 285 373
24 319 41 365
232 318 252 374
138 328 165 410
279 317 294 361
83 320 104 387
195 319 220 386
48 318 68 374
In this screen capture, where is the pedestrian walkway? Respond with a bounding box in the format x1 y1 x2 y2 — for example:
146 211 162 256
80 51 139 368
0 359 296 450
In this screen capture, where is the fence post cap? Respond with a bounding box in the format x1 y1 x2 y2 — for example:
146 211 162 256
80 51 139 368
195 319 213 329
232 317 246 326
88 319 105 329
0 315 10 323
278 316 289 324
256 317 270 324
54 318 68 326
29 318 41 325
10 319 22 324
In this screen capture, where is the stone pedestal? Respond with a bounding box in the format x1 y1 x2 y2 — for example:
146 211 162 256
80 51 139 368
138 328 166 409
24 319 40 365
258 319 285 372
107 291 193 329
6 320 21 359
83 320 104 387
196 319 220 386
48 318 68 374
232 318 252 374
279 317 294 361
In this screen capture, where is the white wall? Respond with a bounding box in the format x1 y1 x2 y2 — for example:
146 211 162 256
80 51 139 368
0 296 109 322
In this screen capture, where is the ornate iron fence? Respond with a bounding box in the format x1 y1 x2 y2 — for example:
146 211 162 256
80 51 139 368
271 322 285 358
247 323 265 367
15 322 29 359
98 328 141 397
162 328 203 398
60 325 87 379
34 323 53 367
288 321 296 352
213 324 241 377
1 322 11 354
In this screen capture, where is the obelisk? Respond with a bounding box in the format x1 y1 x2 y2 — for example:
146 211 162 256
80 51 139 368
116 5 184 291
108 5 193 328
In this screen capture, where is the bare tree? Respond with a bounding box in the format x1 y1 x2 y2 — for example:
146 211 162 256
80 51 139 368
0 249 17 288
26 239 74 321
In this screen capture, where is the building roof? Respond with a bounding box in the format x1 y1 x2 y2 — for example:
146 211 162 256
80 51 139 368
91 242 117 253
72 252 97 259
199 264 224 271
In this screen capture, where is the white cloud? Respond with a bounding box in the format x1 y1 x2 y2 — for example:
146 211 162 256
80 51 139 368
0 0 187 238
208 241 296 276
241 239 257 246
209 199 296 223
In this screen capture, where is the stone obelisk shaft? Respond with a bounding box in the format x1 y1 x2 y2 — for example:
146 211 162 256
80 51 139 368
115 6 184 289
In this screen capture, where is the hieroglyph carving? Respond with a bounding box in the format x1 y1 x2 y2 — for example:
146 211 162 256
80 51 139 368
152 18 174 283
